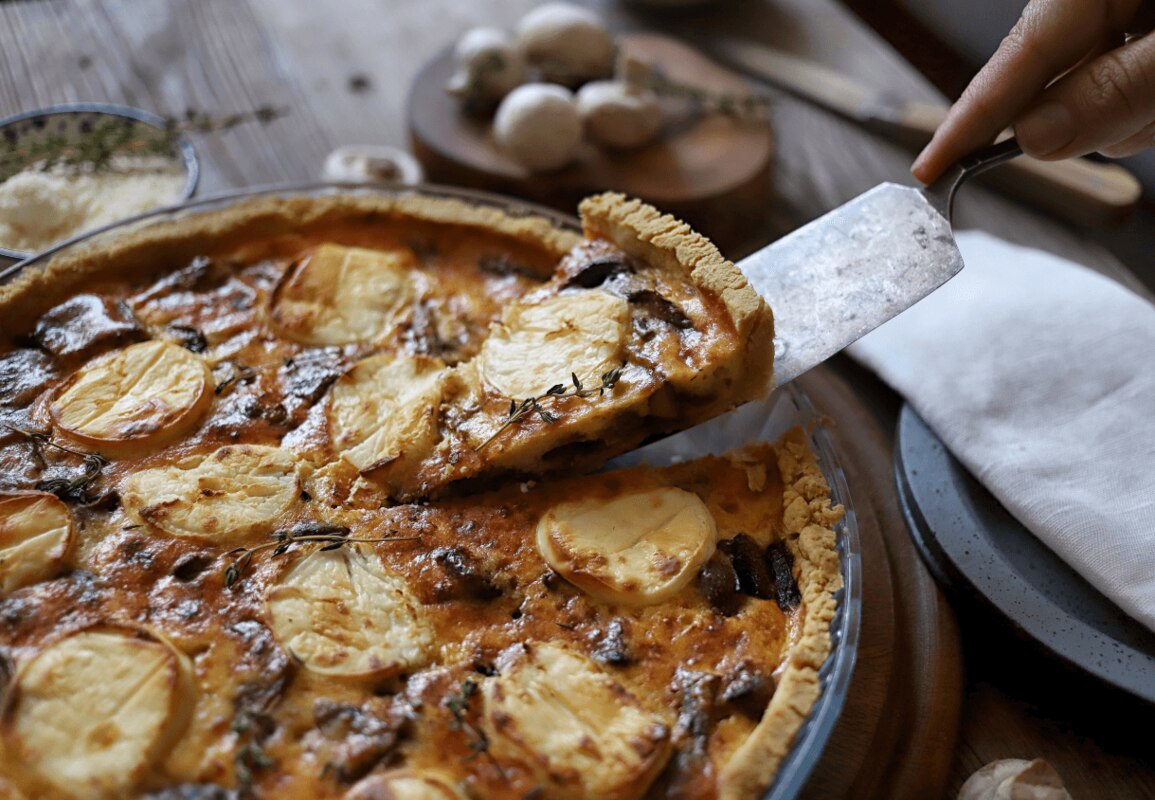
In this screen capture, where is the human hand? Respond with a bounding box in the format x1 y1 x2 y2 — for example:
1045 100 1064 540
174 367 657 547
912 0 1155 184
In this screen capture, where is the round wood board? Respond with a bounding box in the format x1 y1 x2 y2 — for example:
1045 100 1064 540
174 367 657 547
795 362 964 799
407 32 774 254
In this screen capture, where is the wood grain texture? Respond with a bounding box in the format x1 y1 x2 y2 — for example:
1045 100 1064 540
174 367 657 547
798 362 964 800
408 32 774 254
0 0 333 192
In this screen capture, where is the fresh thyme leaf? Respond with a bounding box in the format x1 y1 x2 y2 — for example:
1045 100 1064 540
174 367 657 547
1 106 288 176
5 424 108 502
35 478 74 495
473 363 626 451
446 678 479 720
222 525 417 588
234 740 275 790
444 678 507 781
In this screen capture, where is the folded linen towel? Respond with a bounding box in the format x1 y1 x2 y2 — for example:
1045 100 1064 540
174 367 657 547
847 230 1155 633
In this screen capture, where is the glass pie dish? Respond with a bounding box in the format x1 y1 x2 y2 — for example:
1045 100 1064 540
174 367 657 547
0 183 861 800
0 102 200 262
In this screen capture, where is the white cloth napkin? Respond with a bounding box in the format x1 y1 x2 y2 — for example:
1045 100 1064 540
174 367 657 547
846 230 1155 633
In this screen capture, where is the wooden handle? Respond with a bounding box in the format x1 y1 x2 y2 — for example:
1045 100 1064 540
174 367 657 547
890 101 1142 227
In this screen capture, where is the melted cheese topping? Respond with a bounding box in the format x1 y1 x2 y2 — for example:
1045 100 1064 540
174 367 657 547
121 445 301 541
271 244 415 346
3 627 194 800
49 340 212 453
266 545 434 677
0 493 74 594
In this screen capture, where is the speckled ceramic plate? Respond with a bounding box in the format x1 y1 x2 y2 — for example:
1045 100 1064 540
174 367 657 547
895 403 1155 703
0 102 199 260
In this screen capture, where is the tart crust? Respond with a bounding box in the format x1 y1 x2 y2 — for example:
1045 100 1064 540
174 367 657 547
0 190 840 800
0 193 581 338
579 192 774 406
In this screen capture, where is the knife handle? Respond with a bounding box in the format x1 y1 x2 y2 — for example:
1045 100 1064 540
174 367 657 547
888 101 1142 227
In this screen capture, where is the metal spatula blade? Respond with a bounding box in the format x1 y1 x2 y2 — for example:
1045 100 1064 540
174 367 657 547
740 139 1022 387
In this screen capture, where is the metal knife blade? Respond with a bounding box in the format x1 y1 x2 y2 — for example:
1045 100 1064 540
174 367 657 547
710 37 941 144
711 37 1142 227
739 182 962 387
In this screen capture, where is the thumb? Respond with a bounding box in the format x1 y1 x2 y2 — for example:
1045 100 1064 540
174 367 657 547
1014 32 1155 160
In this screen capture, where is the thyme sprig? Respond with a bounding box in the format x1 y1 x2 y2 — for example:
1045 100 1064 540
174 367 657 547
474 366 623 452
223 522 419 588
232 708 277 793
213 350 343 397
446 678 508 782
3 424 108 500
1 106 287 176
621 56 772 124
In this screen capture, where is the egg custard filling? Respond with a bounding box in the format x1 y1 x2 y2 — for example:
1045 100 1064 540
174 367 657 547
0 192 841 800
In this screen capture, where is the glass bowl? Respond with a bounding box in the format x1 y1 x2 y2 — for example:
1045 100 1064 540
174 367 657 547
0 102 200 261
1 182 862 799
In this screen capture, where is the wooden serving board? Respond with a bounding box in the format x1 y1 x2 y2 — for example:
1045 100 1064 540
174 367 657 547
407 32 774 254
795 361 964 799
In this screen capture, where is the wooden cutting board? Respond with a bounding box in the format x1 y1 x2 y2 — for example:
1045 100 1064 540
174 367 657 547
795 361 964 799
407 32 774 254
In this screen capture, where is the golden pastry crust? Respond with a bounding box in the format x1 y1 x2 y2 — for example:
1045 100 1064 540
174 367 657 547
0 193 581 338
718 428 843 800
579 192 775 405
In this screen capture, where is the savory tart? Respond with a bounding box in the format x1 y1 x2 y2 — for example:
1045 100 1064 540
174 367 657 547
0 190 842 800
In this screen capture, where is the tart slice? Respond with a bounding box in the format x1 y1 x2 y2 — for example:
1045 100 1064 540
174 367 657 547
327 193 774 500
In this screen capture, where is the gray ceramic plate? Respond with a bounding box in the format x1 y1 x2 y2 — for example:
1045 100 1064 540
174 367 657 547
895 403 1155 703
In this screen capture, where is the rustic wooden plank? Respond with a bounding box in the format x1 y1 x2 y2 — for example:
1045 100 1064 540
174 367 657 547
0 0 334 192
246 0 541 153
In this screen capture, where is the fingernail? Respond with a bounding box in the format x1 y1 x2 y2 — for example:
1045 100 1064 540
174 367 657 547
911 146 931 180
1015 100 1075 156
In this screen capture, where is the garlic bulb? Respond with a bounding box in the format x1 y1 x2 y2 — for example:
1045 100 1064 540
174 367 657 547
576 80 663 149
515 3 616 86
958 759 1072 800
446 27 528 110
320 145 424 185
493 83 582 172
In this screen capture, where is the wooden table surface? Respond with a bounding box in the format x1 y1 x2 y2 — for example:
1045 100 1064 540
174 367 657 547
3 0 1153 797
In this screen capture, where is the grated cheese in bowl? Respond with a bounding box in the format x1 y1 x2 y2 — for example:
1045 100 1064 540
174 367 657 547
0 104 198 260
0 159 188 256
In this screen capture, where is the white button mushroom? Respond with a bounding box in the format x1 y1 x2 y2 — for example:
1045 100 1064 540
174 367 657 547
493 83 583 172
515 3 617 86
576 80 663 149
446 26 528 111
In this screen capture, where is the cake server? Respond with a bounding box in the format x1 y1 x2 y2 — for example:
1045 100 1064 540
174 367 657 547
740 137 1021 387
